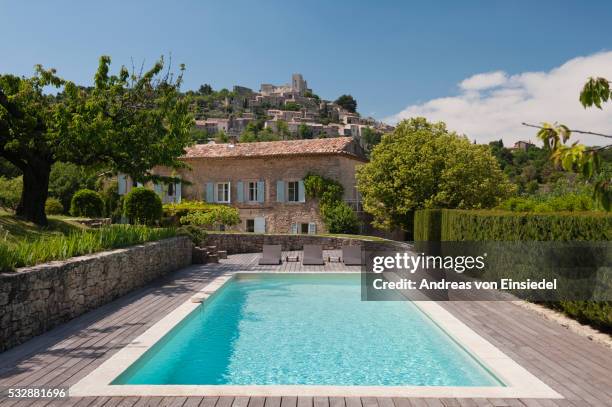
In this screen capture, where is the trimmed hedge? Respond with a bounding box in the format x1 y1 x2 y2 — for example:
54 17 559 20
413 209 612 332
123 187 162 225
413 209 442 241
414 209 611 242
70 189 104 218
45 197 64 215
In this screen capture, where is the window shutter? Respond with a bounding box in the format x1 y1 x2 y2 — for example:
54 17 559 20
290 223 298 234
206 182 214 203
308 222 316 235
175 182 182 203
276 180 285 202
153 183 162 196
117 174 127 195
237 181 244 203
254 217 266 233
227 182 231 203
298 180 305 202
136 181 143 187
257 181 265 203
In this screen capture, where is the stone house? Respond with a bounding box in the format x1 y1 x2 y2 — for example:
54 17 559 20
139 137 367 234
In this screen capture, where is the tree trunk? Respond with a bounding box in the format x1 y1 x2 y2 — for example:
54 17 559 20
15 162 51 226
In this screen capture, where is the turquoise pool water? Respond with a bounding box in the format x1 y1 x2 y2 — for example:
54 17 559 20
113 273 502 386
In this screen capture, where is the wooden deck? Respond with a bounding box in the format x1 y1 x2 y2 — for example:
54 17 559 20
1 252 611 406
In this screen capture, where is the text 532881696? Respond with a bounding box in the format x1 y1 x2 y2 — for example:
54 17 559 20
3 387 68 399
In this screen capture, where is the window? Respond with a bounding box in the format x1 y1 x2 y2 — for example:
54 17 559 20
246 219 255 233
287 181 299 202
300 223 309 234
167 183 174 197
216 182 230 203
248 181 258 202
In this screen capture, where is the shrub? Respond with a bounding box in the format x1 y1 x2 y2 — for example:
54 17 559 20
304 173 360 233
0 176 22 212
45 198 64 215
0 225 176 272
49 162 97 213
177 224 207 246
498 193 594 213
100 181 121 217
163 201 240 229
123 187 162 225
70 189 104 218
321 201 360 234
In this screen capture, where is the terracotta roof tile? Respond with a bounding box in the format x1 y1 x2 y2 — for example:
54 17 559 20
182 137 365 161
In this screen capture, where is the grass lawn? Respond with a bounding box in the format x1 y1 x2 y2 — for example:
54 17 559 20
205 230 389 242
0 209 89 244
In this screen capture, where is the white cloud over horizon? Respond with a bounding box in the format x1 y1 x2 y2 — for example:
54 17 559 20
385 51 612 146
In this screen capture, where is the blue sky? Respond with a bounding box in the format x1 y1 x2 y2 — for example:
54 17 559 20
2 1 612 143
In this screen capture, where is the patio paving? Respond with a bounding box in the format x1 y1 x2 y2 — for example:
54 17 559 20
0 251 611 406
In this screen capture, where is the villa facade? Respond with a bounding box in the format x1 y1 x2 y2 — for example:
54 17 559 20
120 137 367 234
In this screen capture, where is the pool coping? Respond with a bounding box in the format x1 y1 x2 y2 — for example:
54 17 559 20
70 271 562 399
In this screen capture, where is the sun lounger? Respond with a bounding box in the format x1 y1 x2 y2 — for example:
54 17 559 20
302 245 325 265
258 244 282 265
342 246 362 265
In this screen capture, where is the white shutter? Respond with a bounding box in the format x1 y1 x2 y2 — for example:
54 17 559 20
153 183 162 196
117 174 127 195
308 222 317 235
227 182 231 203
290 223 298 234
254 217 266 233
298 180 305 202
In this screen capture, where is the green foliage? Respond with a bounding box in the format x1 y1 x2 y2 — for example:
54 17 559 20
550 301 611 333
177 224 207 246
413 209 442 241
0 55 193 225
361 127 382 153
356 117 515 230
580 77 611 109
123 187 162 225
48 162 97 213
70 189 104 218
0 224 176 272
334 94 357 113
215 129 229 143
44 198 64 215
0 176 22 211
281 102 301 111
298 123 313 139
435 209 611 241
100 181 121 218
320 201 359 234
304 173 359 233
164 200 240 229
498 193 595 212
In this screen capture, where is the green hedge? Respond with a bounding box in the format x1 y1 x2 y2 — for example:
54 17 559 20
413 208 612 332
414 209 611 242
413 209 442 241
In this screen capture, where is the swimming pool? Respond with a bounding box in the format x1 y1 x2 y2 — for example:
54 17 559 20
71 272 561 398
113 273 499 386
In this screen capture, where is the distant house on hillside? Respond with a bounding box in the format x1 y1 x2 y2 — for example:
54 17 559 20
119 137 367 235
513 140 535 151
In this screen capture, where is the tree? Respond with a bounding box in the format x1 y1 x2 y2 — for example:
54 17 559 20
356 117 515 230
334 94 357 113
361 127 381 152
0 56 192 225
523 76 612 210
274 120 291 139
48 162 97 213
198 84 213 95
298 123 313 139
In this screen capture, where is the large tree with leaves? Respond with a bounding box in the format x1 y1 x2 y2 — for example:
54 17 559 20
0 56 192 225
523 76 612 210
356 118 515 230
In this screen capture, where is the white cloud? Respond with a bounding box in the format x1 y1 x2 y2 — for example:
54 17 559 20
386 52 612 146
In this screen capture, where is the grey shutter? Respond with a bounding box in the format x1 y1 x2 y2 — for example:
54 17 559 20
175 182 181 203
276 180 285 202
117 174 126 195
153 183 162 197
237 181 244 202
227 182 231 203
206 182 214 203
254 217 266 233
290 223 298 234
257 181 265 203
298 180 305 202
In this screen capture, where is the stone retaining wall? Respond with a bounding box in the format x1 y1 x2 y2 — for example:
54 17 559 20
204 233 411 254
0 236 192 352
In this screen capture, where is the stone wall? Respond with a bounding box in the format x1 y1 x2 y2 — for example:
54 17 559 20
204 233 411 254
0 236 192 352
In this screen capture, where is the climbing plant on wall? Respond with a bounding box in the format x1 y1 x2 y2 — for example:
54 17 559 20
304 173 359 234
